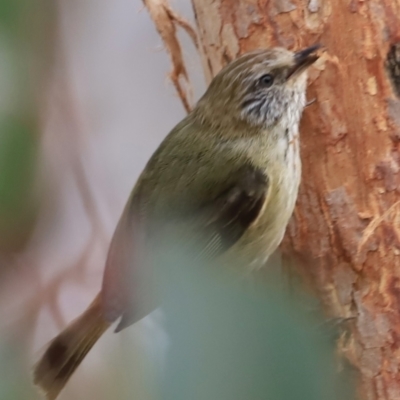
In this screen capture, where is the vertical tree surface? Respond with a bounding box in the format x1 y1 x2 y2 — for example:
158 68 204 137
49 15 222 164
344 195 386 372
188 1 400 399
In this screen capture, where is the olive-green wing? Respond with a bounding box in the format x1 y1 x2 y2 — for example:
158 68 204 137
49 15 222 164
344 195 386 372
101 164 269 331
193 164 269 258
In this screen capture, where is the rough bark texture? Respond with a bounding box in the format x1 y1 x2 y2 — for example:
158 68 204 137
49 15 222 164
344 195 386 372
191 0 400 399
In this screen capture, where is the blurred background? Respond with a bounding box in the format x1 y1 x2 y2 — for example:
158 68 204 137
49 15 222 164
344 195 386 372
0 1 354 399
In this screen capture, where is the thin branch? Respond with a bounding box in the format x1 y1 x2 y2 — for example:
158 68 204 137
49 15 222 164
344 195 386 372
143 0 198 113
165 6 198 49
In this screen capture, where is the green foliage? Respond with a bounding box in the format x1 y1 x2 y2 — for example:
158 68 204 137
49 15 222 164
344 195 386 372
0 0 43 253
0 0 27 32
0 116 38 251
145 244 356 400
0 344 40 400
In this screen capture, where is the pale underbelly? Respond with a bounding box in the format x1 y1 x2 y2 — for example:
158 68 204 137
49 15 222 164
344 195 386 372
218 172 300 272
218 206 295 272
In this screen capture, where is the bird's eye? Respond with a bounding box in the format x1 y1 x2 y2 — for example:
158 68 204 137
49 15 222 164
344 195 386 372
259 74 274 88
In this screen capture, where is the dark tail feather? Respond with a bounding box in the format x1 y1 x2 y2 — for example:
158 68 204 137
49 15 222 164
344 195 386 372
33 294 111 400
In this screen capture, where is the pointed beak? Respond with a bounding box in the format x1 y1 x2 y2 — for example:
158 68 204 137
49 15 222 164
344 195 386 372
287 44 322 80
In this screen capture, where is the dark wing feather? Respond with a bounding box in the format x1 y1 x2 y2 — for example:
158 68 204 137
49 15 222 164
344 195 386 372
197 164 269 258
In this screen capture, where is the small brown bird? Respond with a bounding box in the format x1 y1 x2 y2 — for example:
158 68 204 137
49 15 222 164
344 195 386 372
33 44 321 399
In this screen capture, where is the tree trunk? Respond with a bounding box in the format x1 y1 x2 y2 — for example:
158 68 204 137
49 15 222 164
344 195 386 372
191 1 400 399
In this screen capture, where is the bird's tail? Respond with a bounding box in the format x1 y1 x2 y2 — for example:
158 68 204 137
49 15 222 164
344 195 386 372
33 294 111 400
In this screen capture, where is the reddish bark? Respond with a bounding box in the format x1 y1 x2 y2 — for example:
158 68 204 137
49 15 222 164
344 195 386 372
190 0 400 398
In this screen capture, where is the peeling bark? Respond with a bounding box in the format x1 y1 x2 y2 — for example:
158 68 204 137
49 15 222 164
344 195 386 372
190 0 400 398
143 0 198 112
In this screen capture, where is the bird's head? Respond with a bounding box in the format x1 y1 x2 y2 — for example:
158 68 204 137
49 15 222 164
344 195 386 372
195 44 321 130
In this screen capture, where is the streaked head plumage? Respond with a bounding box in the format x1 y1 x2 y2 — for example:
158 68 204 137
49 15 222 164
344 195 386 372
195 45 321 129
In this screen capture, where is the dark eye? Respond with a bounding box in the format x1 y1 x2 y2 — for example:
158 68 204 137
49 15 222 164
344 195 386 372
259 74 274 88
